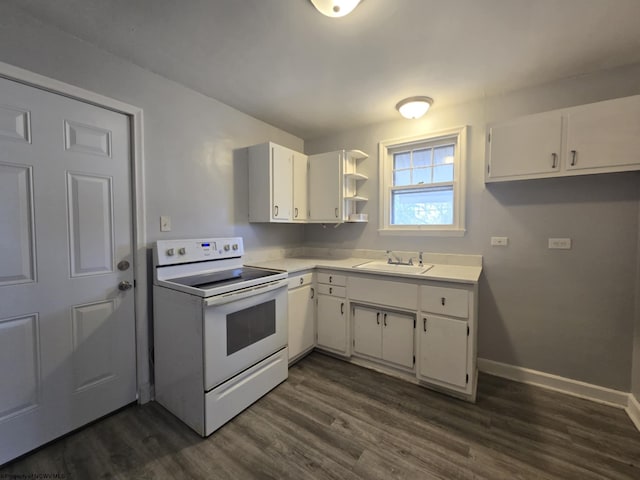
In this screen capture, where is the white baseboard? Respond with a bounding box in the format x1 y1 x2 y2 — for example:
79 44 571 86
477 358 629 408
627 394 640 431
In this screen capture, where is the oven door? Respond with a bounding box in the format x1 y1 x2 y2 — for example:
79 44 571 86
203 279 288 391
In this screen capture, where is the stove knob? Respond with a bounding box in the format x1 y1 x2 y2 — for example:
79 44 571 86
178 248 186 255
232 244 239 251
224 244 230 251
166 248 175 256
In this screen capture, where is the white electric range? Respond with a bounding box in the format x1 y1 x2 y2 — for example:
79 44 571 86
152 237 288 436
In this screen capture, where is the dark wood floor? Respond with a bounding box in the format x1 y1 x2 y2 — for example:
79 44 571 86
3 352 640 479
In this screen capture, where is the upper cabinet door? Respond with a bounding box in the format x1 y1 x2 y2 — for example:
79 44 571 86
308 151 342 222
565 96 640 172
486 110 562 181
270 144 293 221
292 151 308 222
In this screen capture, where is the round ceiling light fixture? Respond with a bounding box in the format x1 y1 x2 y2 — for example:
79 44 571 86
310 0 362 17
395 96 434 119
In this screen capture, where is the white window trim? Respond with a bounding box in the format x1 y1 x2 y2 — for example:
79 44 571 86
378 126 468 236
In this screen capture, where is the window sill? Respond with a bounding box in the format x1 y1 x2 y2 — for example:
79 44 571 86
378 227 466 237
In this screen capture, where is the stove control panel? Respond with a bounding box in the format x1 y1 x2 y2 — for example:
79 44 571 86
154 237 244 266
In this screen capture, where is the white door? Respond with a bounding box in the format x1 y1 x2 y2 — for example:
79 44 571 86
308 152 342 222
0 77 136 464
487 110 562 179
352 305 381 359
271 144 292 221
565 96 640 171
316 295 347 354
292 151 308 222
381 311 414 368
418 314 468 388
287 284 315 360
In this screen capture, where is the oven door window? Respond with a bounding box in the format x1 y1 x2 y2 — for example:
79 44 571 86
226 299 276 355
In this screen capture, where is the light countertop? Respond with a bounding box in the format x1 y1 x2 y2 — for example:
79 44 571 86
247 257 482 284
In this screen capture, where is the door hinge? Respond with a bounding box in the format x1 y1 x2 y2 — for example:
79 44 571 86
467 325 469 336
413 355 415 365
487 133 491 143
413 318 416 328
466 374 469 384
133 279 137 288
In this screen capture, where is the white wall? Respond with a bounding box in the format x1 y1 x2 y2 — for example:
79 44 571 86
0 4 305 251
305 63 640 391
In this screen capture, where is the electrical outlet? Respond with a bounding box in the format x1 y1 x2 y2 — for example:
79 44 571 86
491 236 508 246
548 238 571 249
160 215 171 232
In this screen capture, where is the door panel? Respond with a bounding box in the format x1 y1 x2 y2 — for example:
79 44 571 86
418 315 468 388
0 77 136 465
352 305 381 359
382 312 414 368
0 163 35 285
316 295 347 354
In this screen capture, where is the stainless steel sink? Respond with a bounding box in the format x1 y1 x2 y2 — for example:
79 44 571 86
354 260 433 275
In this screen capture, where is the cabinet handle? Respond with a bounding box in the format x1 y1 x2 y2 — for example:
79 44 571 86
274 205 279 217
340 302 344 315
299 277 304 285
310 287 314 299
423 317 427 332
441 297 446 306
570 150 577 166
383 313 387 327
329 275 333 283
329 287 333 294
335 207 339 218
376 312 380 325
551 152 557 168
294 207 299 218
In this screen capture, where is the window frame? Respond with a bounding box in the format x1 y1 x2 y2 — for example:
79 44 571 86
378 126 468 236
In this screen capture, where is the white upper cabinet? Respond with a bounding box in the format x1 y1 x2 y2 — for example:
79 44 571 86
565 96 640 172
292 151 308 222
486 95 640 183
486 110 562 180
248 142 299 222
308 149 368 223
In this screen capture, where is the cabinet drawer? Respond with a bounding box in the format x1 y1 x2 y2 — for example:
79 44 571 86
288 272 313 290
349 276 418 310
317 284 346 297
317 272 346 286
420 285 469 318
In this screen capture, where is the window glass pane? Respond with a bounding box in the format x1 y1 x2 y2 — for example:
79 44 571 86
394 152 411 170
434 145 455 165
433 164 454 183
413 167 432 185
413 148 432 167
393 169 411 186
391 187 453 225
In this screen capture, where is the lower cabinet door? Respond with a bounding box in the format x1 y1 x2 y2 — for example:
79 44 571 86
316 294 347 354
418 314 468 388
352 305 382 359
381 311 415 369
288 285 315 360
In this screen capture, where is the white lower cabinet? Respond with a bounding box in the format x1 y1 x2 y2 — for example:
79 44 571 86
317 294 348 354
287 273 315 362
417 314 468 388
352 305 414 369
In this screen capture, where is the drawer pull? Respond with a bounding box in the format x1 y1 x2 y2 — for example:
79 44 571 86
383 313 387 327
551 152 557 168
329 275 333 283
310 287 314 299
340 302 345 315
441 297 446 306
376 312 380 325
299 277 304 285
335 207 339 218
423 317 427 332
570 150 577 166
294 207 299 218
274 205 279 217
329 287 333 294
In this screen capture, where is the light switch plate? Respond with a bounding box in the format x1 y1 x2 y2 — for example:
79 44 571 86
548 237 571 249
491 236 508 246
160 215 171 232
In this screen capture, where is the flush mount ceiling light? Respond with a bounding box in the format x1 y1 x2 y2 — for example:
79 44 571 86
310 0 362 17
395 96 434 119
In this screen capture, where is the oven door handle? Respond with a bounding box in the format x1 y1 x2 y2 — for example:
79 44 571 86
204 279 288 307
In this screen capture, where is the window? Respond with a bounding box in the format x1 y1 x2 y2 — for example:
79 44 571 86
379 126 467 236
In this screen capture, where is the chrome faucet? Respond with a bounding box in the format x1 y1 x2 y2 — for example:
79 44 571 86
386 250 413 266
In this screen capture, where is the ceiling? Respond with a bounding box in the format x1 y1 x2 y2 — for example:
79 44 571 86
9 0 640 140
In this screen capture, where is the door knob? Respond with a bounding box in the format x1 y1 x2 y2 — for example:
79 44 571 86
118 280 133 291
